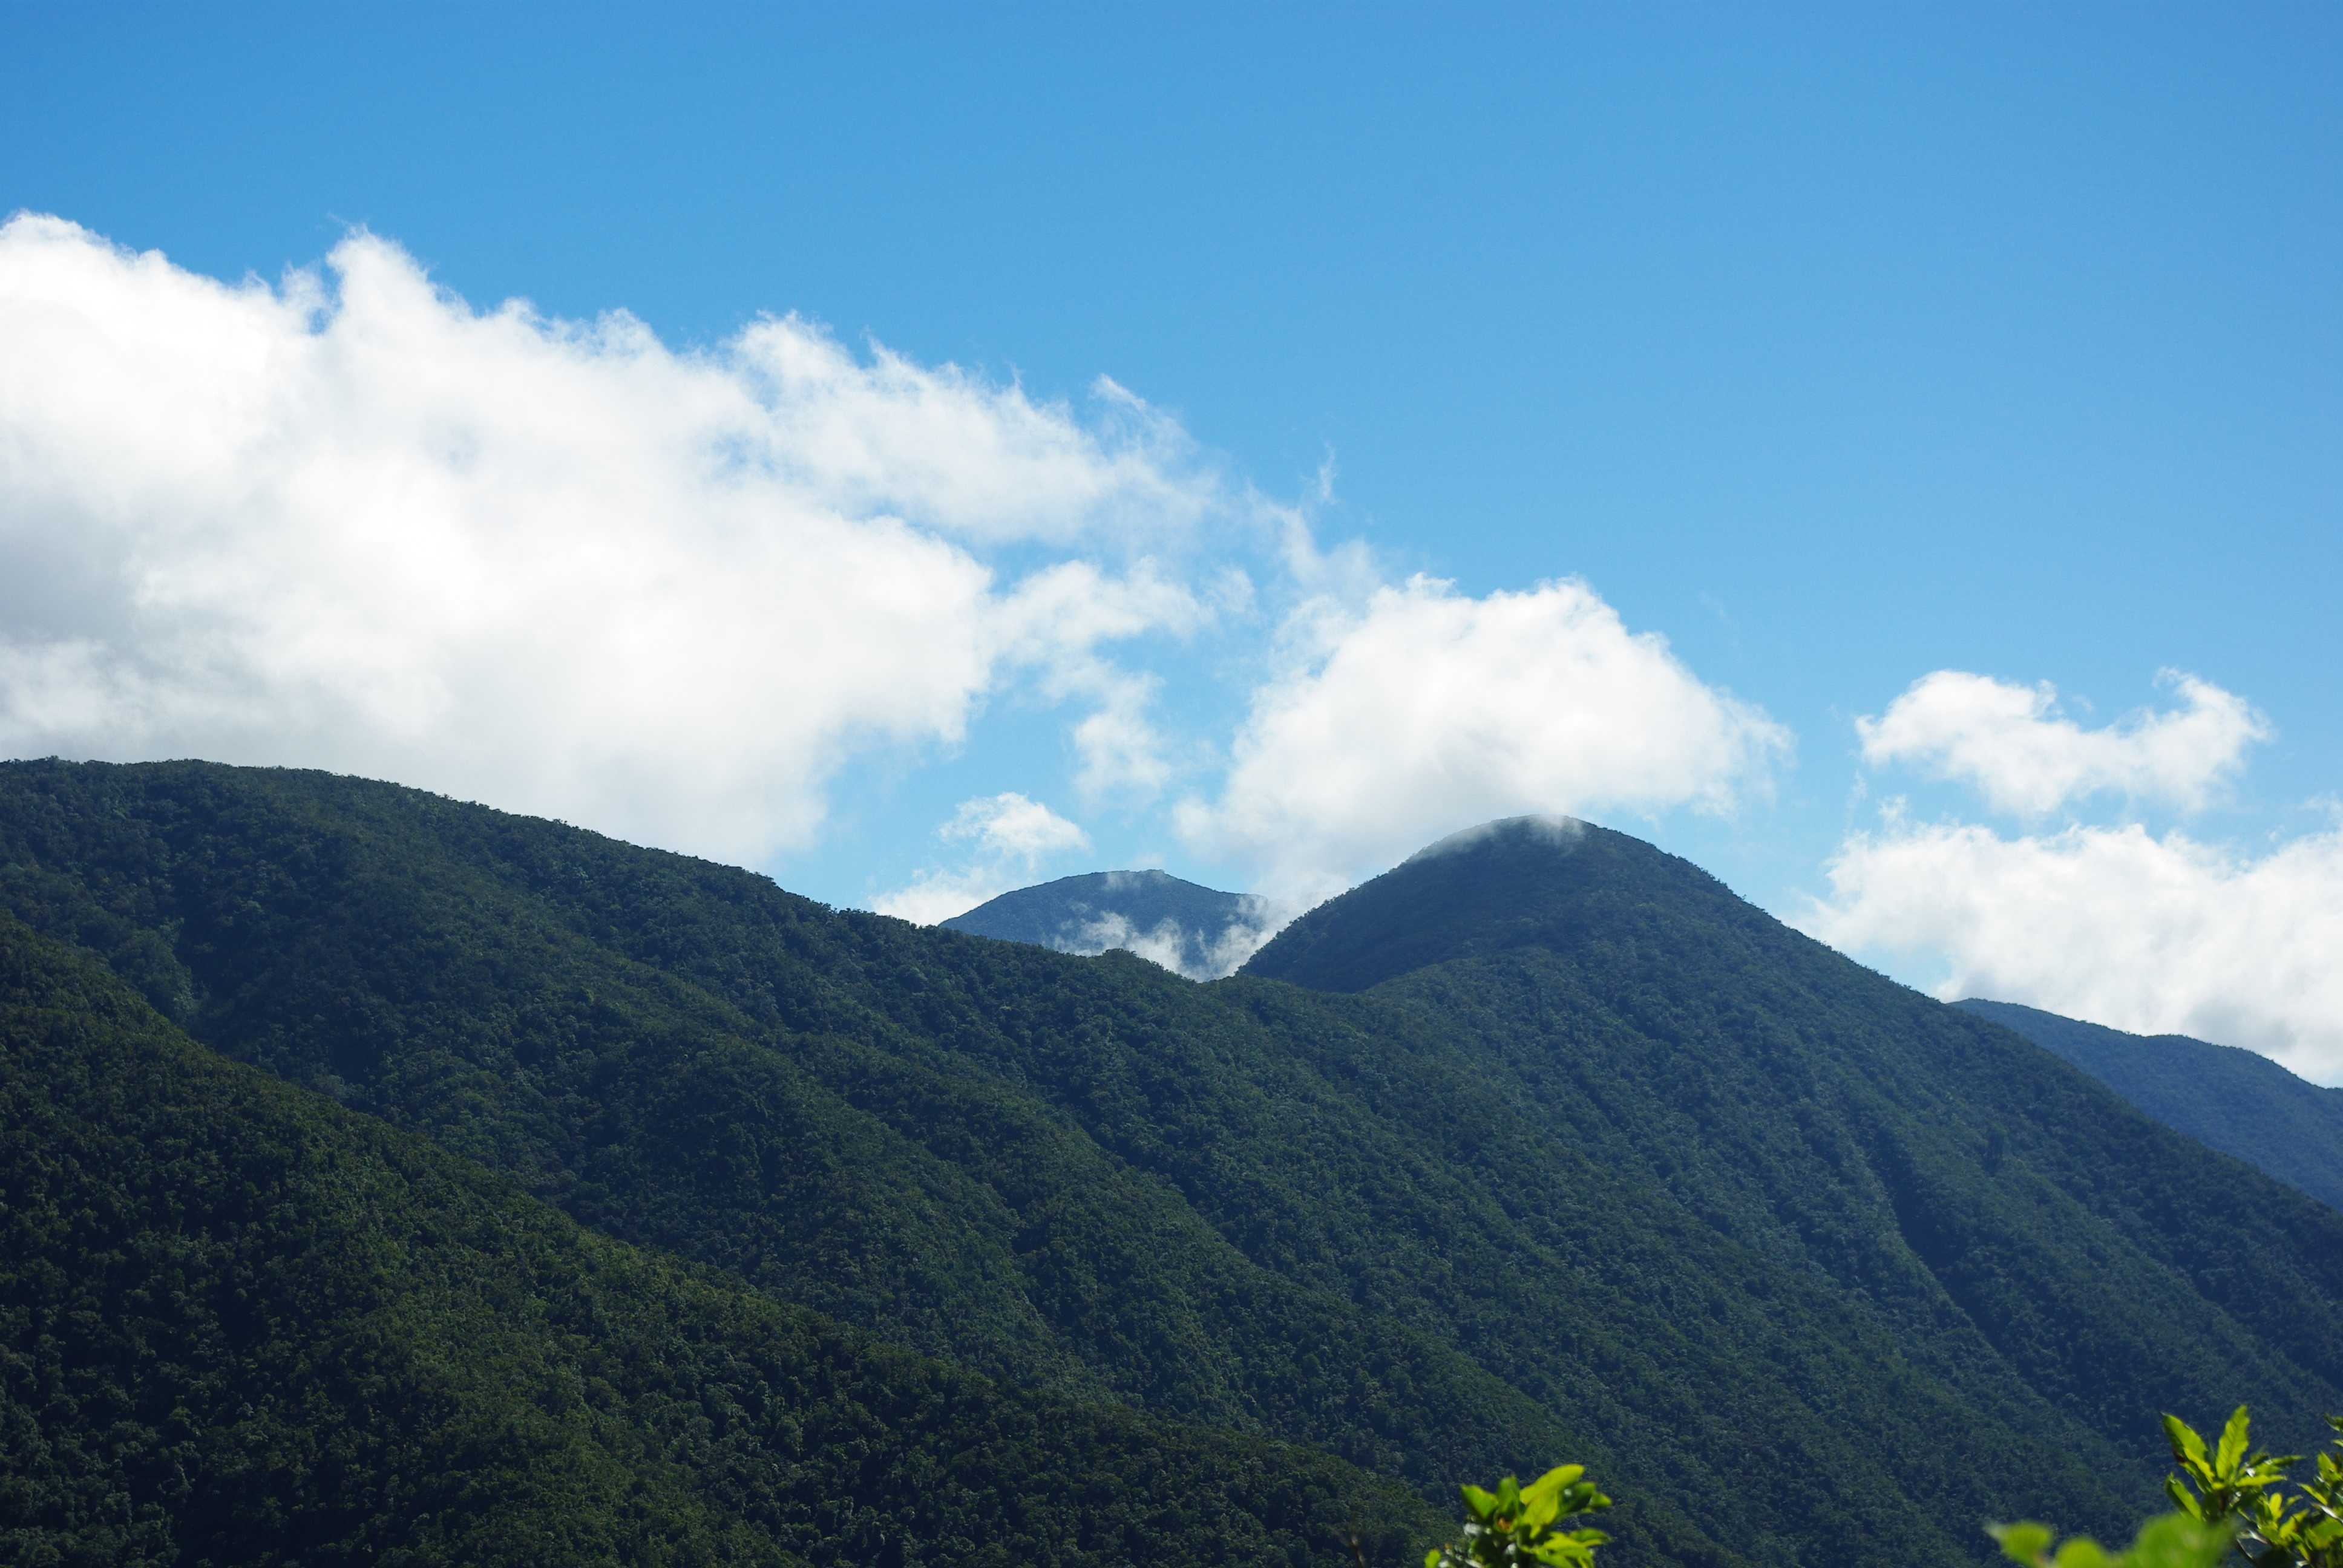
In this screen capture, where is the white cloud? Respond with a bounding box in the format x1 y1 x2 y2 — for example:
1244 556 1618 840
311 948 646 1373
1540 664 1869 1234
1067 675 1175 799
1174 575 1789 901
873 792 1089 924
1803 816 2343 1085
942 791 1090 860
1063 903 1288 981
867 869 1014 928
1856 669 2270 817
0 215 1239 863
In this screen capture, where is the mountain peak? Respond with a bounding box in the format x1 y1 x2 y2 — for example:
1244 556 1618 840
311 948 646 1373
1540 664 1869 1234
941 868 1277 979
1242 815 1751 993
1400 813 1591 863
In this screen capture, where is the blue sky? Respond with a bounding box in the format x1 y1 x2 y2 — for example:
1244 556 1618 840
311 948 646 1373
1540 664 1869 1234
5 4 2341 1075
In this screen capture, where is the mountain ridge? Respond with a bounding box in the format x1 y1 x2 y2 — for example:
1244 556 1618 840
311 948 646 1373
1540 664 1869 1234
943 869 1275 979
1242 815 1755 993
0 907 1437 1566
1957 998 2343 1214
7 764 2342 1564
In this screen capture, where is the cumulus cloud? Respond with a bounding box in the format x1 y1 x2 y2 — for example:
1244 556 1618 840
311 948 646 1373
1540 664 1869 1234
871 792 1089 925
1803 816 2343 1085
942 791 1090 860
0 215 1240 863
867 869 1017 929
1175 575 1789 901
1856 670 2270 817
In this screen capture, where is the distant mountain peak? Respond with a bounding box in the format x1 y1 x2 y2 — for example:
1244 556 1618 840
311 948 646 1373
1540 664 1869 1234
1244 815 1744 993
940 868 1282 979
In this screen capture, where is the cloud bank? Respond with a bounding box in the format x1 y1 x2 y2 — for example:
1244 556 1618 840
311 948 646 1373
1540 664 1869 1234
1176 575 1789 901
1062 902 1286 981
0 215 1228 863
1806 817 2343 1085
1814 667 2340 1083
2 214 1795 919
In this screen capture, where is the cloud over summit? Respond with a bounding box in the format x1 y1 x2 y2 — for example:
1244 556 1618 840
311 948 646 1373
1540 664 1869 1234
1176 575 1789 901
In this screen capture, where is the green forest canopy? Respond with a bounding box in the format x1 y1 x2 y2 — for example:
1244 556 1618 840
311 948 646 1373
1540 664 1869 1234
4 763 2340 1566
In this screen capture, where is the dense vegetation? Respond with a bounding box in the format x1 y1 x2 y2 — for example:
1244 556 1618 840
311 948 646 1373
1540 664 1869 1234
942 869 1264 977
1994 1406 2343 1568
0 913 1437 1566
4 766 2341 1564
1415 1410 2343 1568
1958 999 2343 1215
1243 823 2343 1476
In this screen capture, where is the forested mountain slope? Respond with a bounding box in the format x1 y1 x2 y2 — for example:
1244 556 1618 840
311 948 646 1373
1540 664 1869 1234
0 912 1437 1567
1957 998 2343 1214
942 870 1268 979
1244 817 2343 1472
4 765 2339 1566
0 762 1727 1566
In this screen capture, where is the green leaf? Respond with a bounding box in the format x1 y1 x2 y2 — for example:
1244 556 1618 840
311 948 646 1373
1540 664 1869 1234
1521 1466 1584 1508
1520 1465 1584 1529
1461 1485 1499 1521
2217 1407 2252 1478
2166 1415 2210 1470
1993 1521 2056 1564
2121 1513 2232 1568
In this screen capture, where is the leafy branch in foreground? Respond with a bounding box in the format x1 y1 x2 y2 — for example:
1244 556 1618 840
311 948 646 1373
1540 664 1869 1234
1420 1465 1611 1568
1988 1514 2232 1568
1994 1408 2343 1568
2163 1408 2343 1567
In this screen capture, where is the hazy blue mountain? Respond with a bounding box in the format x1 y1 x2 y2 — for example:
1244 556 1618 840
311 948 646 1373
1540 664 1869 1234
1958 998 2343 1214
942 868 1279 979
10 769 2343 1566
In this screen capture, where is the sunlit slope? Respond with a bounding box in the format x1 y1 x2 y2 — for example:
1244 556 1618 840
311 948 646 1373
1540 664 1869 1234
1247 817 2343 1471
0 912 1440 1567
1959 998 2343 1214
8 766 2338 1563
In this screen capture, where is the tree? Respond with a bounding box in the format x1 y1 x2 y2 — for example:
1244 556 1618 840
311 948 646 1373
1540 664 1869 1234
1995 1408 2343 1568
1417 1466 1611 1568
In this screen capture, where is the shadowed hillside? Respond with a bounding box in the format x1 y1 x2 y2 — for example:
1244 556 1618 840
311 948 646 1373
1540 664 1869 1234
0 912 1438 1567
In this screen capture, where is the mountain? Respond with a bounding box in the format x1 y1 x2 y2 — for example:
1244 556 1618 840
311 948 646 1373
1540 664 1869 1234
5 768 2342 1566
1244 817 2343 1465
1956 998 2343 1214
0 761 1725 1566
942 869 1276 979
0 910 1437 1567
